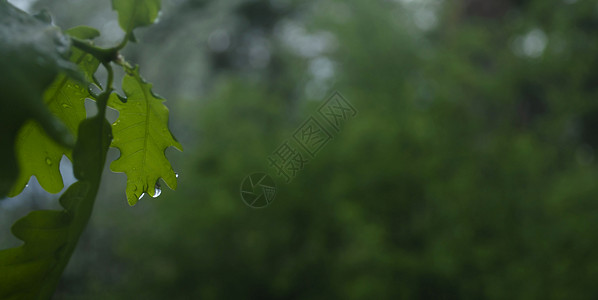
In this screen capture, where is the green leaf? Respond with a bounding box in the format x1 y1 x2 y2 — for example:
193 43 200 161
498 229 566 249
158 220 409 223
108 66 182 205
111 0 161 34
65 25 100 40
0 111 112 299
0 1 80 197
9 46 100 197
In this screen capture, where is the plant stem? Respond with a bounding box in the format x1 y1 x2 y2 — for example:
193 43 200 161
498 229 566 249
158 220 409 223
97 62 114 117
71 38 116 63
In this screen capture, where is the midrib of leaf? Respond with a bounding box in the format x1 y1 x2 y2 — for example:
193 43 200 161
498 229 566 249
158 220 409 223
140 76 151 174
119 1 155 181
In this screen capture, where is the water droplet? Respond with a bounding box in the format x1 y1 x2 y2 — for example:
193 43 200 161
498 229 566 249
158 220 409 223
175 173 179 178
138 193 145 200
152 181 162 198
45 157 52 165
87 86 99 98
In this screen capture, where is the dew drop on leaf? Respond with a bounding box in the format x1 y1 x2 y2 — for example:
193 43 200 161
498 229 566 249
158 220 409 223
152 187 161 198
152 181 161 198
138 193 145 201
175 173 179 178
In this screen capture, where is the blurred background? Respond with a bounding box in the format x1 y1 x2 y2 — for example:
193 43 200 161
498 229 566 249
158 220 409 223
3 0 598 298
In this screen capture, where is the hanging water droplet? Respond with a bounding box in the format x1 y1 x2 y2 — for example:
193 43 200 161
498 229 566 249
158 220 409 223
175 173 179 178
88 86 99 98
152 187 162 198
152 181 162 198
45 157 52 165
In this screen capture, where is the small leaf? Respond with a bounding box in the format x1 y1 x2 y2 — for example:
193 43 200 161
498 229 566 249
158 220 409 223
108 66 182 205
65 25 100 40
111 0 161 34
0 112 112 299
9 46 100 197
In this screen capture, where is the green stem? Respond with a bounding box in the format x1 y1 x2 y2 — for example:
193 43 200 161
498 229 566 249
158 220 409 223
71 38 116 63
96 62 114 118
71 29 131 64
115 32 130 51
104 63 114 92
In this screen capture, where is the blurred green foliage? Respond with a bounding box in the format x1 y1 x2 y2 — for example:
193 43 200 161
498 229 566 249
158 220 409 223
6 0 598 298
